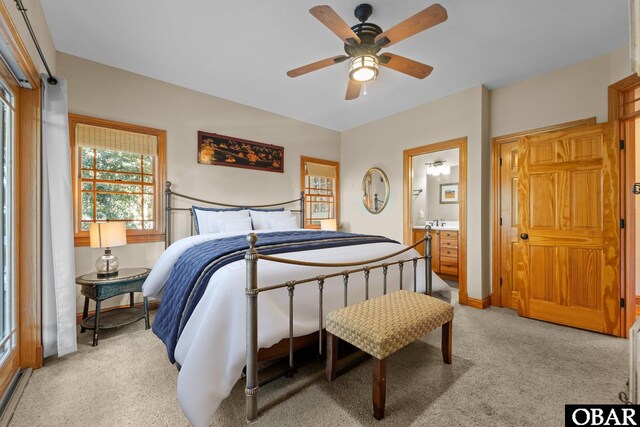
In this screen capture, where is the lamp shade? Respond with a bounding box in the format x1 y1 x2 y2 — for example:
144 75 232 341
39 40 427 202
320 219 338 231
89 222 127 248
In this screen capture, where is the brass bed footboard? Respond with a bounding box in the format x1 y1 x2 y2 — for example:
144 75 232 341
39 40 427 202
244 227 433 421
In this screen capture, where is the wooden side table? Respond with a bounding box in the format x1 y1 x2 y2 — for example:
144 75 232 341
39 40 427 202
76 267 151 346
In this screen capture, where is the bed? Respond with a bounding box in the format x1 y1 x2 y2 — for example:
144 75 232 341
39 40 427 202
142 182 450 427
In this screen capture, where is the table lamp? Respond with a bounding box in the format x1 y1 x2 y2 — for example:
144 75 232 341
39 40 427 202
320 219 338 231
89 221 127 277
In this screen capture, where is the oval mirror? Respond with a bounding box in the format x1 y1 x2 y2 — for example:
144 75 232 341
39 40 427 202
362 167 390 214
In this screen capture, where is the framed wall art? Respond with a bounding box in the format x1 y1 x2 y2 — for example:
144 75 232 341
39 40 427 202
439 183 459 204
197 131 284 173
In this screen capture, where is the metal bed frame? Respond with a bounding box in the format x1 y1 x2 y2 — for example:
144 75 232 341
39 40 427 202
164 181 305 247
243 230 433 421
162 181 433 422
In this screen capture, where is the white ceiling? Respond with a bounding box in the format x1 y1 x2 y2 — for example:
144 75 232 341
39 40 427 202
40 0 628 131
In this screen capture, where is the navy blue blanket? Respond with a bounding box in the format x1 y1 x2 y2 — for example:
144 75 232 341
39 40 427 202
153 230 397 362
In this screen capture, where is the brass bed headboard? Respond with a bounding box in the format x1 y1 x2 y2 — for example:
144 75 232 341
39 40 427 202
164 181 305 248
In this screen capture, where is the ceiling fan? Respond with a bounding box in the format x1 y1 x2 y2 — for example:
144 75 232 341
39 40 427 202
286 3 448 100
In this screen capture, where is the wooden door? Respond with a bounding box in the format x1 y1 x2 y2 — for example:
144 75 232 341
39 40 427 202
516 123 620 335
500 141 519 309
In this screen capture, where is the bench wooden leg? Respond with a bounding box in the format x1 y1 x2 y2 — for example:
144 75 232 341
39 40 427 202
442 320 452 364
326 331 338 382
373 357 386 420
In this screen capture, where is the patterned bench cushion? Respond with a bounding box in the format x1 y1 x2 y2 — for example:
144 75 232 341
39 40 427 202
326 290 454 360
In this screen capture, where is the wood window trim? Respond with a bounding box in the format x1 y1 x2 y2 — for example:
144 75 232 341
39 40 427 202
69 114 166 246
490 117 597 311
403 137 468 306
0 0 43 380
300 156 340 229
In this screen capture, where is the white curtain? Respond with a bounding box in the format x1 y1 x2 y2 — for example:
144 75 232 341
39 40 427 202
41 75 77 357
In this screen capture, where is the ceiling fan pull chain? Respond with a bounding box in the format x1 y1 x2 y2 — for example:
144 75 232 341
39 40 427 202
363 83 367 96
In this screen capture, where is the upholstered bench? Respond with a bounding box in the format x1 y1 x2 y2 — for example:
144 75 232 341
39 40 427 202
325 290 454 420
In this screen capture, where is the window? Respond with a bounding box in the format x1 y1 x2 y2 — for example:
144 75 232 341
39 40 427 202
0 82 14 364
300 156 339 228
70 115 166 245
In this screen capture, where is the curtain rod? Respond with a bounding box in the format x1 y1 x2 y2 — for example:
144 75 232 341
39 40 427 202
13 0 57 85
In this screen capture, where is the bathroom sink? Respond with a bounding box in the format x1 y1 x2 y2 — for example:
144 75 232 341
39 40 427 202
414 221 459 231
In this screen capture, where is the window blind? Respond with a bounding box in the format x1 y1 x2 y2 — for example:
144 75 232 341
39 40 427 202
76 123 158 156
305 162 336 179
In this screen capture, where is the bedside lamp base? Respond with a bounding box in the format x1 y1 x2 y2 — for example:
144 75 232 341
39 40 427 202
96 248 120 278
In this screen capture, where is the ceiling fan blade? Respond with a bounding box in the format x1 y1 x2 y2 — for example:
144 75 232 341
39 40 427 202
310 5 361 47
374 3 447 48
378 53 433 79
287 55 349 78
345 79 362 100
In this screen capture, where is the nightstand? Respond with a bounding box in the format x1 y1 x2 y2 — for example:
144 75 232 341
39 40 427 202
76 267 151 346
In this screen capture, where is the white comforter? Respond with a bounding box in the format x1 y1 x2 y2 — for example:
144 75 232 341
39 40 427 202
143 230 450 427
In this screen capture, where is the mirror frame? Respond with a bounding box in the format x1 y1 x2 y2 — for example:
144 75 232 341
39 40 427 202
361 167 390 214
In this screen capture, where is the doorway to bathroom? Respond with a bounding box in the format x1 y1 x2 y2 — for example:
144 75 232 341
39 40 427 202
403 138 468 305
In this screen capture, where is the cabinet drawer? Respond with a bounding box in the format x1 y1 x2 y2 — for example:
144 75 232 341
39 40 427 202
440 238 458 249
440 230 458 239
440 255 458 265
440 247 458 258
439 262 458 276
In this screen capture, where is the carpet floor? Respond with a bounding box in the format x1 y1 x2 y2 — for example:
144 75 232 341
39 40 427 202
9 290 628 426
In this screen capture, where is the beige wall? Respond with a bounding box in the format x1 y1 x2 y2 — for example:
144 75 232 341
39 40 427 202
62 43 631 310
57 52 341 313
340 46 629 302
3 0 56 75
491 47 631 138
340 86 491 300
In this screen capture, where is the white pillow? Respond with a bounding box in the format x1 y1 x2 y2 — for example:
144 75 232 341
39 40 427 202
217 217 252 233
195 209 249 234
268 216 298 230
249 210 292 230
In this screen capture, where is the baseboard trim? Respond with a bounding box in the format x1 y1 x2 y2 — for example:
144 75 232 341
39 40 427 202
466 295 491 309
76 300 159 325
0 368 31 427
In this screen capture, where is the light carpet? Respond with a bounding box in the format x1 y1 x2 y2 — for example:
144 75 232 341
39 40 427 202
9 290 628 426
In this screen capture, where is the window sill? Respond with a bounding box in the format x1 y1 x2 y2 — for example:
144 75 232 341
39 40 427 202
74 232 165 247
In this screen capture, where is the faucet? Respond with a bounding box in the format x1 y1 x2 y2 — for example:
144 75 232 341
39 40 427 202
433 219 439 226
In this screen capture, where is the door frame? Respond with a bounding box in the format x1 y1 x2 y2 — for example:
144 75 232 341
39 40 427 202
403 137 468 305
490 117 597 308
609 74 640 337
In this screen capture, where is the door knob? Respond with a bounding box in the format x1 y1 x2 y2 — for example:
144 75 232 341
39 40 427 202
520 233 529 240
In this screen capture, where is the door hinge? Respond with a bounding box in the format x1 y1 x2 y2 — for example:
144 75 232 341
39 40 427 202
499 157 503 166
620 139 625 150
500 277 503 287
621 298 626 308
500 217 503 226
621 219 626 229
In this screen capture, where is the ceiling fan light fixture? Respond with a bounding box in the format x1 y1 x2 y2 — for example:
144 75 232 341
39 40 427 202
349 55 378 82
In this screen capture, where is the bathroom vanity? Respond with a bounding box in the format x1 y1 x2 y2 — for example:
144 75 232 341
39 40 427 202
412 226 459 279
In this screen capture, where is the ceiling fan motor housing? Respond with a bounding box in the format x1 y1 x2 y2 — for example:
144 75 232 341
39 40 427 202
344 23 382 56
345 4 383 57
